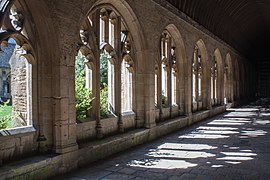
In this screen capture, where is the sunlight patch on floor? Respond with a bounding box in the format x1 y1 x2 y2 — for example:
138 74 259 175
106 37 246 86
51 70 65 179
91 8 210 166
241 130 267 137
157 143 218 150
221 152 257 157
197 130 239 135
147 149 216 159
253 120 270 125
179 134 230 139
127 159 197 169
197 126 238 131
217 156 254 161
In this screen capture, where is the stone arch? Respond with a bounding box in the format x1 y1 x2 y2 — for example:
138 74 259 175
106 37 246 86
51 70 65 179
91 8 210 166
213 48 224 105
74 0 147 136
234 58 240 101
89 0 147 52
164 24 188 115
0 0 37 128
225 53 234 103
195 39 210 110
0 0 42 160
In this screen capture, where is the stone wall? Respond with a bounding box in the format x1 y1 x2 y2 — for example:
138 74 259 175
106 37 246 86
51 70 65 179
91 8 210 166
0 0 257 178
9 46 28 127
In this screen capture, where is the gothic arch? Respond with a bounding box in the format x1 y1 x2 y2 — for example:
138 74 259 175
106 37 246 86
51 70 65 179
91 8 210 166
0 0 40 161
195 39 210 110
73 0 147 138
234 58 240 100
89 0 147 52
164 24 188 114
225 53 234 103
213 48 224 105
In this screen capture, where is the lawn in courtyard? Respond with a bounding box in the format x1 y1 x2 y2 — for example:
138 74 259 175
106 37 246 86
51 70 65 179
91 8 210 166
0 105 13 130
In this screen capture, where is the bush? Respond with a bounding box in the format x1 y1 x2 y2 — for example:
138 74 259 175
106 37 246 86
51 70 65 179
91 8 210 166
75 54 94 122
75 71 94 122
100 52 108 89
162 91 167 108
0 100 12 130
100 84 110 118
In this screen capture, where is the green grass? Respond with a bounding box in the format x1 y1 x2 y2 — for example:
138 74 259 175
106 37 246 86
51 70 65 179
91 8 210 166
0 105 13 130
0 105 12 117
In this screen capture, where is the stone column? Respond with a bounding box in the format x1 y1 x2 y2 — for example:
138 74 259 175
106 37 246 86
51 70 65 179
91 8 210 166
92 10 103 139
114 16 124 133
167 38 172 117
144 50 156 128
53 63 78 154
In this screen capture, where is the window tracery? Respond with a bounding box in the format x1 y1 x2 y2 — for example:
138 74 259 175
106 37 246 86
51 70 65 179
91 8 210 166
0 1 34 129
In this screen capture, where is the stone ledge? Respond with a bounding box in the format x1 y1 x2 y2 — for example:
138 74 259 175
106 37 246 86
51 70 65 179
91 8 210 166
0 111 223 179
77 116 189 167
0 126 36 137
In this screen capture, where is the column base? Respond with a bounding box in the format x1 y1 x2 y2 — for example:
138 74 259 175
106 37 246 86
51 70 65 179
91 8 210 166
54 143 78 154
96 124 103 139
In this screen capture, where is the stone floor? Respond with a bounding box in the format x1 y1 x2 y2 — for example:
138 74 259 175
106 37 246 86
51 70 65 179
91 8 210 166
55 99 270 180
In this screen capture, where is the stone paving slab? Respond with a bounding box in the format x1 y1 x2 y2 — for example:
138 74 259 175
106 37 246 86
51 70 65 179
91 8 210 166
55 99 270 180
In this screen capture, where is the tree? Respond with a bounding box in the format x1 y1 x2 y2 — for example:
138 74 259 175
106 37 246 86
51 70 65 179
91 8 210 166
75 53 94 121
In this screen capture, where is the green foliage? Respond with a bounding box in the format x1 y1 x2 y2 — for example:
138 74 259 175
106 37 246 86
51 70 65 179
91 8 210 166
0 100 12 130
75 53 86 78
75 54 94 122
100 52 108 89
75 52 110 121
99 52 110 118
100 84 110 118
162 91 167 108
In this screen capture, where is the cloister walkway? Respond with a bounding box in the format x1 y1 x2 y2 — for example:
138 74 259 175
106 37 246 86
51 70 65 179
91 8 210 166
56 99 270 180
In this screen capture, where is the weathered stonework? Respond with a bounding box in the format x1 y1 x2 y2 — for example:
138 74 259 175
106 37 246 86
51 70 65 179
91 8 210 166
0 0 257 179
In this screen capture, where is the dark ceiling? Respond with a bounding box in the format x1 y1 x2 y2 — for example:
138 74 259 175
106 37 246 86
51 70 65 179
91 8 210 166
166 0 270 59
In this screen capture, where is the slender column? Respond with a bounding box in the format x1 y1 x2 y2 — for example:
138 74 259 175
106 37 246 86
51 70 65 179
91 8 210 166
195 50 199 110
145 50 156 128
93 10 103 139
114 16 124 132
212 66 216 105
167 38 172 117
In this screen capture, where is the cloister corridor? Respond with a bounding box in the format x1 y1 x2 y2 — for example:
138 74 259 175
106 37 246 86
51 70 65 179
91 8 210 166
54 99 270 180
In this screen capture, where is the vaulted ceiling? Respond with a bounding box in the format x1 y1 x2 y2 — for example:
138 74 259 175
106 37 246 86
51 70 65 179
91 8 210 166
166 0 270 59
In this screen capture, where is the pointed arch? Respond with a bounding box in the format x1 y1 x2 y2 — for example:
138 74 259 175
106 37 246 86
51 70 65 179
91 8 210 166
225 53 234 103
213 48 224 106
192 39 210 111
155 24 188 121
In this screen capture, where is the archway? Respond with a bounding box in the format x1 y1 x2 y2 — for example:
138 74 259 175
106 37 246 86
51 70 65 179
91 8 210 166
192 39 210 112
212 49 224 106
76 1 146 139
224 53 234 103
155 24 188 122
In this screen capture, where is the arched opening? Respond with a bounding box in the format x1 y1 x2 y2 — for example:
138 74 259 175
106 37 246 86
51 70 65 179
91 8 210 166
192 45 202 111
234 59 240 101
121 54 134 113
75 49 95 122
212 49 223 106
155 24 187 122
192 40 210 112
0 2 35 131
224 53 233 104
76 2 141 138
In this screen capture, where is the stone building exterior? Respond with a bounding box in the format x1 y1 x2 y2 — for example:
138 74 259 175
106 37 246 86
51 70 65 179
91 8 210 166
0 43 14 100
0 0 264 179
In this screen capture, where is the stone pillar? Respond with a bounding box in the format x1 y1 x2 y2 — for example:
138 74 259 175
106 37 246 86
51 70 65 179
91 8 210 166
114 16 124 133
167 38 172 117
135 51 145 128
53 63 78 154
144 50 156 128
92 10 103 139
